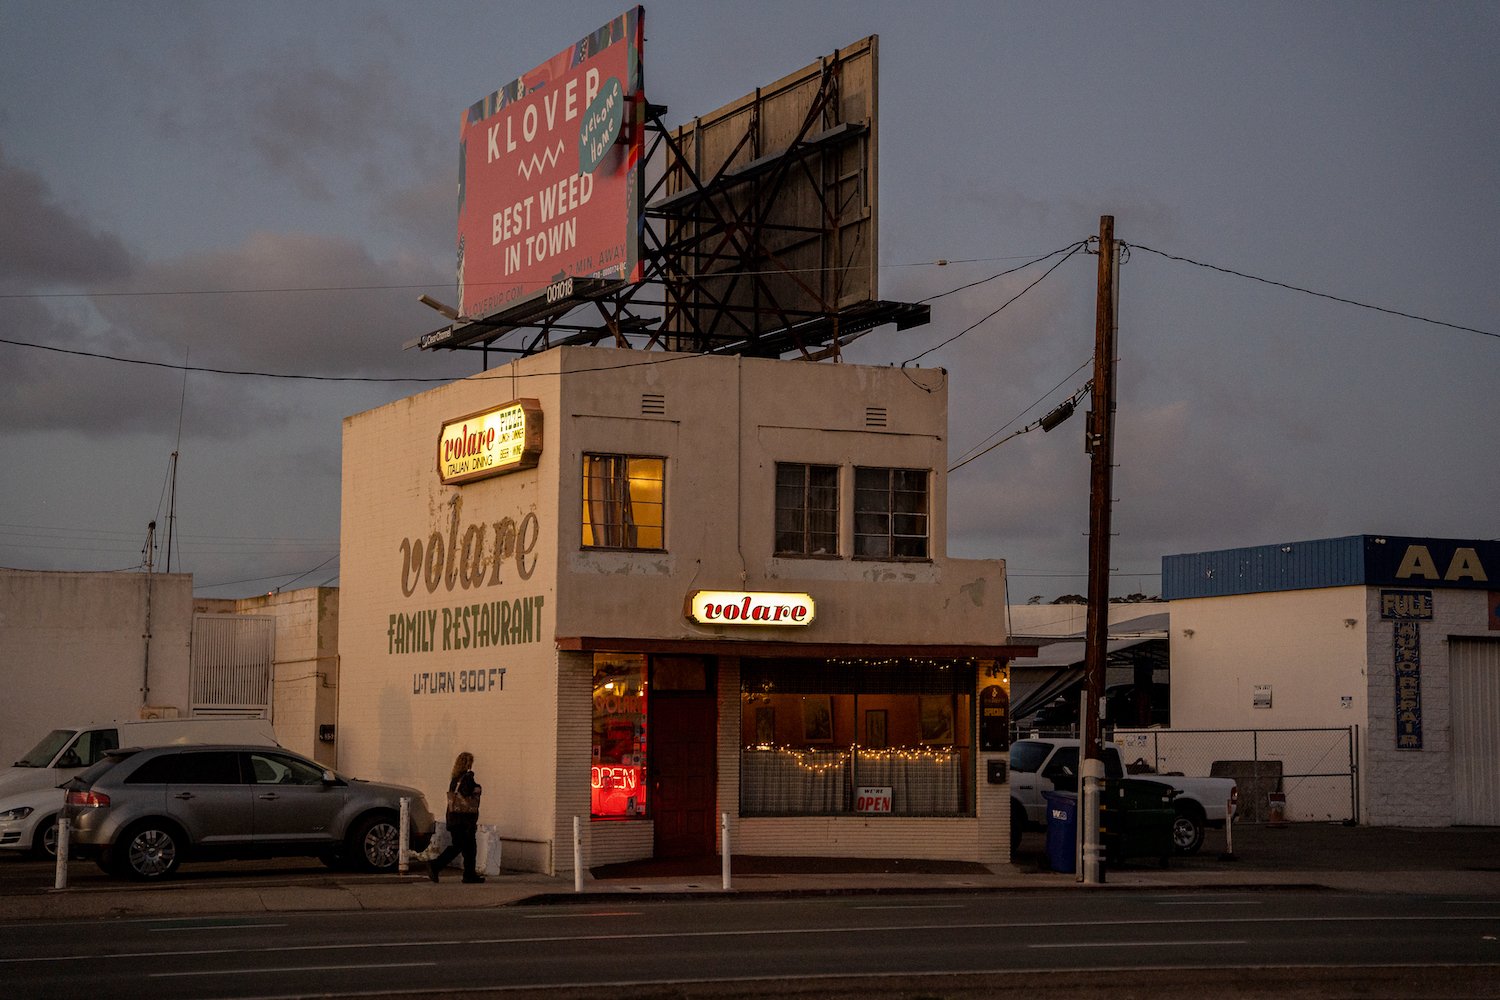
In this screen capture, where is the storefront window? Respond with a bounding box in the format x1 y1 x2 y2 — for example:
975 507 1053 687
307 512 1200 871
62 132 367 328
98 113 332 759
592 653 648 818
740 659 973 817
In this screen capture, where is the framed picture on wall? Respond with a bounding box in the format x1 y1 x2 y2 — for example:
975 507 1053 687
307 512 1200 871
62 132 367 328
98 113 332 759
919 695 955 745
755 706 776 744
865 709 888 749
801 695 833 743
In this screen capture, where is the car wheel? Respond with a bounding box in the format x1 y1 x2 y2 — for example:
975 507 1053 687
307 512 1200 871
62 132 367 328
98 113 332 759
347 813 401 872
31 814 59 859
1010 799 1025 853
1171 803 1205 855
114 821 184 880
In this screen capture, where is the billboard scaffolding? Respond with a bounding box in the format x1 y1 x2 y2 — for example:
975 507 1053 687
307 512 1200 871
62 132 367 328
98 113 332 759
414 32 928 362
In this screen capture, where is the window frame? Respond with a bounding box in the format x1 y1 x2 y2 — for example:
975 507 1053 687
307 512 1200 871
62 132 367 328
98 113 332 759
853 466 930 561
581 452 666 551
773 462 841 558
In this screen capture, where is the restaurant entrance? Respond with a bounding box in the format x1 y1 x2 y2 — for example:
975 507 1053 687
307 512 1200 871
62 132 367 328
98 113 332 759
650 657 717 859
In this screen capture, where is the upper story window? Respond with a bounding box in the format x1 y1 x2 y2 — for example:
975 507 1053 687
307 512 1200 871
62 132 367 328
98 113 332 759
582 454 665 550
854 466 929 560
775 463 839 556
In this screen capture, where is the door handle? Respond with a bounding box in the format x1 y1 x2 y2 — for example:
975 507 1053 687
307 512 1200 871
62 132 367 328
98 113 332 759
173 792 194 800
258 793 279 800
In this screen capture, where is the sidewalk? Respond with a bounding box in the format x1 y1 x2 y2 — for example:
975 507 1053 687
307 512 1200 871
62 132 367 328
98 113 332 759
4 823 1497 923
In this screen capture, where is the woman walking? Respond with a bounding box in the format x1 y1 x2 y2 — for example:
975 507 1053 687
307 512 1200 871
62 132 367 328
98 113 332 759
428 751 484 883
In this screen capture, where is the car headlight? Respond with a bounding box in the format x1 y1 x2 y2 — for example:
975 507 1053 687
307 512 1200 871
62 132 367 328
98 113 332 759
0 807 35 821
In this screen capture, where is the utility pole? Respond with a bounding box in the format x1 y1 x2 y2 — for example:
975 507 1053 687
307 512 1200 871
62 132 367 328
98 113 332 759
1081 215 1119 884
165 450 179 573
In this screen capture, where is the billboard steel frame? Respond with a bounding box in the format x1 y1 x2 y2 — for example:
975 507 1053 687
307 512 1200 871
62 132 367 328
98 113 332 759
413 36 928 365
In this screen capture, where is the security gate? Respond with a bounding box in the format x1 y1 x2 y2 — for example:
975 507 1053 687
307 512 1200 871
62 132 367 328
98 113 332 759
191 614 274 718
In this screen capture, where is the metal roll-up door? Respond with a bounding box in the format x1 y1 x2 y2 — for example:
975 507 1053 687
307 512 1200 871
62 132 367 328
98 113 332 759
1451 638 1500 825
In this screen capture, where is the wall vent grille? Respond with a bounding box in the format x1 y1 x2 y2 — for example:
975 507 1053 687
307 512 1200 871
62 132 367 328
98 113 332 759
641 393 666 416
865 406 888 429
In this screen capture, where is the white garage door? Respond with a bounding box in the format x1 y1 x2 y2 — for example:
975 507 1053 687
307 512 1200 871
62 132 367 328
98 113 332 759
1451 638 1500 825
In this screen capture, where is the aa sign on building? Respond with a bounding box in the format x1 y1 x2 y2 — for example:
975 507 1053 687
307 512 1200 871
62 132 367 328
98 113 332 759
456 7 645 322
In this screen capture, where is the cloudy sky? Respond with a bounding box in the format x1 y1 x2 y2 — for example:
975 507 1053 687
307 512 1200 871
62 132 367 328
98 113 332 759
2 1 1495 601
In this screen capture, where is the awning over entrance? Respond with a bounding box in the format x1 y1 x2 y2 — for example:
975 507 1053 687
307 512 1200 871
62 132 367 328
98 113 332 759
1008 634 1168 723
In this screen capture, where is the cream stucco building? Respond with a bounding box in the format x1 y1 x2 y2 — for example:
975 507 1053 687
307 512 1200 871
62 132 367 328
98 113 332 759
337 347 1031 874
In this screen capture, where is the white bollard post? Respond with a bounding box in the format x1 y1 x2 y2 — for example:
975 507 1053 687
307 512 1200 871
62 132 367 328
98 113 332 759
573 816 583 892
53 816 69 890
1219 796 1238 861
398 797 410 874
721 812 731 891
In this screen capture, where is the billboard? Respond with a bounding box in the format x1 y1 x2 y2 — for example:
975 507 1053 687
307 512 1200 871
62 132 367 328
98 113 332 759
457 7 645 324
659 37 879 349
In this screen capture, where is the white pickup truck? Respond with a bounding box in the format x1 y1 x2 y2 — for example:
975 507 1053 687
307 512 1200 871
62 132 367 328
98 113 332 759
1008 737 1238 854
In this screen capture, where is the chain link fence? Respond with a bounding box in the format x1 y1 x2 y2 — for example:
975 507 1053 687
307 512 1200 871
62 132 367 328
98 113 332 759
1014 725 1358 824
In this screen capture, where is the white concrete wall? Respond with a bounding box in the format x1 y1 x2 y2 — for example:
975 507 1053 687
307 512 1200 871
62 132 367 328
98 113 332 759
1170 585 1496 827
338 348 1013 872
551 351 1007 644
339 357 562 870
198 588 340 765
1169 587 1370 730
0 569 194 766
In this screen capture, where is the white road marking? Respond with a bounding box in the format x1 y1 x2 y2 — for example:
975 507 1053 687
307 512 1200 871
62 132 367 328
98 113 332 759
151 961 435 978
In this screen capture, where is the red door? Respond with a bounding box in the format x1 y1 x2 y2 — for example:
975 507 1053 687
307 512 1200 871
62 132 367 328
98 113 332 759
652 694 717 858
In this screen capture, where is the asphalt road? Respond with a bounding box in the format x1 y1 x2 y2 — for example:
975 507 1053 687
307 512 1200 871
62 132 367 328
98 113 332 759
3 888 1498 999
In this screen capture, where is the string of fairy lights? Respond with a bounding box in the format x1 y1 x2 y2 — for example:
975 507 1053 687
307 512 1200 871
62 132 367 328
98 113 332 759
743 745 958 771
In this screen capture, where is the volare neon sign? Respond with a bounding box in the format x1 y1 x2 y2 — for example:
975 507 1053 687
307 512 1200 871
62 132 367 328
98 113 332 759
685 590 815 627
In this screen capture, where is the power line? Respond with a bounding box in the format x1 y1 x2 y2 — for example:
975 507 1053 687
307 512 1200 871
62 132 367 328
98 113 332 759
917 244 1088 304
903 241 1092 365
0 335 456 383
0 254 1070 302
272 551 339 593
949 359 1093 472
1129 242 1498 340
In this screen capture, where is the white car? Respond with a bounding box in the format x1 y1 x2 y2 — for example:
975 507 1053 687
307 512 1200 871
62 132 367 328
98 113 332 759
0 786 66 858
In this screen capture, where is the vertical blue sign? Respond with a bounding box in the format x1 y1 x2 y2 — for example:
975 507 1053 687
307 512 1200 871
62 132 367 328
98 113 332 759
1381 589 1431 751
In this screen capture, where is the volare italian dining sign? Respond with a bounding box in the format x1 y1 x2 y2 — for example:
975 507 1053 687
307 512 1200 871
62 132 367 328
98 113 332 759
437 399 543 485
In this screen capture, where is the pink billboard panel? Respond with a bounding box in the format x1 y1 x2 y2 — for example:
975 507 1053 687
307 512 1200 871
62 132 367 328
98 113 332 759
457 7 645 323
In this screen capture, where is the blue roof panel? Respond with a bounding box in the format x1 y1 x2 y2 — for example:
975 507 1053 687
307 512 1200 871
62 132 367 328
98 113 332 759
1162 534 1498 599
1162 536 1367 599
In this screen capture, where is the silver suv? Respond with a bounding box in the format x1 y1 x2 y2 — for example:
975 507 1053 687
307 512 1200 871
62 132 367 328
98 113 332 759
64 745 434 880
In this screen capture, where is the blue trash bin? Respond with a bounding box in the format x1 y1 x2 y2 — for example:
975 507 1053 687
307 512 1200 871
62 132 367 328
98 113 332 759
1044 790 1078 873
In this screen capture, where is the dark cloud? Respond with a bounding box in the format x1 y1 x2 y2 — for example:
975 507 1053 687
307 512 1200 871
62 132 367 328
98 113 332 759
0 146 133 285
239 55 419 201
1 226 463 441
88 230 455 376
